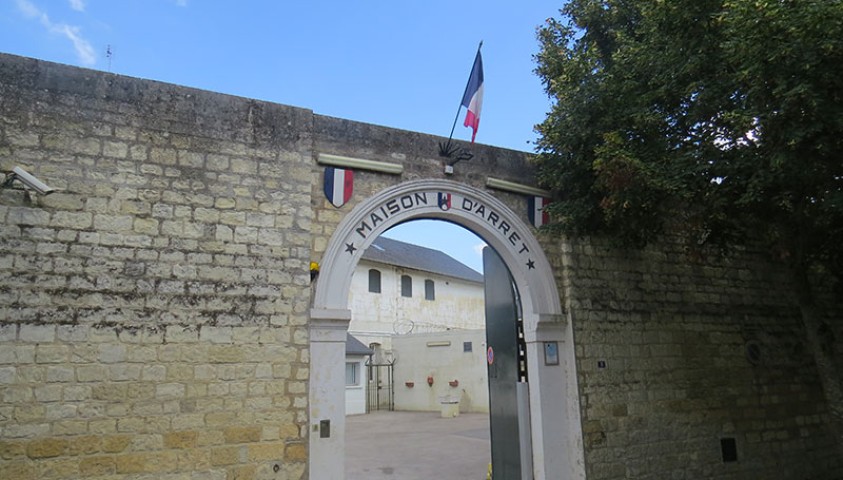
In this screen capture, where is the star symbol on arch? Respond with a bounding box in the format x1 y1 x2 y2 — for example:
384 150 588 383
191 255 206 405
345 243 357 254
526 259 535 270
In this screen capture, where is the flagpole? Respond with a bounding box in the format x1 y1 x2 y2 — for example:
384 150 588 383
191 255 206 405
445 41 483 146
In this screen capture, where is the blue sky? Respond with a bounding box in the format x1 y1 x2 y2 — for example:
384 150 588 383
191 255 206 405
384 220 486 273
1 0 563 273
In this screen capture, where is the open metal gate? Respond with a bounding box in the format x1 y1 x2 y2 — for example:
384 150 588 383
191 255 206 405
365 360 394 412
484 246 532 479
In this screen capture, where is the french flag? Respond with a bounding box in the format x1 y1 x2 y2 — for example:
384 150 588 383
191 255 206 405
461 49 484 143
528 196 550 228
324 167 353 208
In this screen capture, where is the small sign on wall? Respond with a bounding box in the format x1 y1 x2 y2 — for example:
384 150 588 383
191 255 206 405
544 341 559 365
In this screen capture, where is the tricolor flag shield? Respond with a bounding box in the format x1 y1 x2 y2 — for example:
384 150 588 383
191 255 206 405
528 196 550 228
438 192 452 211
324 167 353 208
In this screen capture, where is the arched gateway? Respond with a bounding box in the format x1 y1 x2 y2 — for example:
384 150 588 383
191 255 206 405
309 179 585 479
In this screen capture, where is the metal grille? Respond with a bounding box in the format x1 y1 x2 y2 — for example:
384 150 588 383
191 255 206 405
365 361 394 412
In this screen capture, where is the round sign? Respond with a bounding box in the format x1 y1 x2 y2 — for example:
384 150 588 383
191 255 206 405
487 346 494 365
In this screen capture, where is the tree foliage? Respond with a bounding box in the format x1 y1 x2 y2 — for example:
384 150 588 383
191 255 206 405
534 0 843 276
534 0 843 449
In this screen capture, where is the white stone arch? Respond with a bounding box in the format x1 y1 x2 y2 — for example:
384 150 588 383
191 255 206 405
310 179 585 479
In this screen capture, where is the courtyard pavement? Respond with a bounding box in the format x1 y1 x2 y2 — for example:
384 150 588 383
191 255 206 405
346 410 491 480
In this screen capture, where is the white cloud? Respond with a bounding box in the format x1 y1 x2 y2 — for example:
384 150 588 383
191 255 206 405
53 24 96 65
68 0 85 12
175 0 188 6
16 0 40 17
472 242 487 257
16 0 96 65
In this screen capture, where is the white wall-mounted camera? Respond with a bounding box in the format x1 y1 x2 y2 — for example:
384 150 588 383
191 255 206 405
3 166 56 195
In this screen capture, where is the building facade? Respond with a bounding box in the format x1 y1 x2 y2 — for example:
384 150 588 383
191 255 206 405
343 334 371 416
347 236 488 414
392 329 490 414
347 236 484 350
1 53 841 480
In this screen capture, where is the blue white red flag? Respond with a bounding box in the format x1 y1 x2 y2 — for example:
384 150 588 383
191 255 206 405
528 196 550 228
438 192 452 211
324 167 353 208
461 50 484 143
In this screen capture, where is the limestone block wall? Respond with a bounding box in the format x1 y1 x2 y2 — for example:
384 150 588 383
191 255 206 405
2 51 841 479
559 235 843 479
308 114 535 263
0 53 312 479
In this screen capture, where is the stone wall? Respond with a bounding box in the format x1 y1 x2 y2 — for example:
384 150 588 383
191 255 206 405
0 53 312 479
308 113 533 261
1 52 841 479
559 235 843 479
0 52 534 480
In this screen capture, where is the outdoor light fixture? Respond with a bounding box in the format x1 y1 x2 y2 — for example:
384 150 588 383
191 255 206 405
317 153 404 175
3 166 55 195
485 177 550 197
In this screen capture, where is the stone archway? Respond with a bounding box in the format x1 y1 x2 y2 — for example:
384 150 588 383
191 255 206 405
309 179 585 479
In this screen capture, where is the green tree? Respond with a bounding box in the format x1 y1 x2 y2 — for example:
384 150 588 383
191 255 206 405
535 0 843 443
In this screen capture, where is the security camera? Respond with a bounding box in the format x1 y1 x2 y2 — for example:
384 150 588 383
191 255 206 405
4 166 55 195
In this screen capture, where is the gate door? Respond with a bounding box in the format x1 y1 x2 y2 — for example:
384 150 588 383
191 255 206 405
483 247 531 479
365 360 394 412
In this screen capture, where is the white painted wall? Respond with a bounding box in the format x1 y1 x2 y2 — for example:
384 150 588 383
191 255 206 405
308 312 350 480
348 258 485 350
392 330 489 413
345 354 368 415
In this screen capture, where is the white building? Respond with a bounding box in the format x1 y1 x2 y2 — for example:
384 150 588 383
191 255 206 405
345 334 372 416
348 236 485 350
392 330 490 414
346 236 488 414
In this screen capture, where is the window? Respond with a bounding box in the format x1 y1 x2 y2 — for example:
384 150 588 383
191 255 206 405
424 279 435 300
463 341 472 352
346 362 359 386
368 269 381 293
401 275 412 297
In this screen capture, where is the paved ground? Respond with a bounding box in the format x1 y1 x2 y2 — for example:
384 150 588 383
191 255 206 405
346 411 491 480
